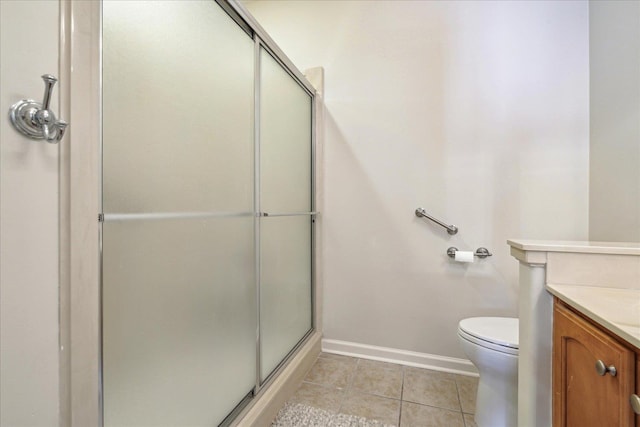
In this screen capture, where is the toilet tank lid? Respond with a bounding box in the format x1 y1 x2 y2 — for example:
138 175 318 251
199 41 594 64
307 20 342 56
458 317 519 349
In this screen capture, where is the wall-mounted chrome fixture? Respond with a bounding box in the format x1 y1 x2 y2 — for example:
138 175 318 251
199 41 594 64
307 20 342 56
9 74 68 143
447 247 493 259
415 207 458 235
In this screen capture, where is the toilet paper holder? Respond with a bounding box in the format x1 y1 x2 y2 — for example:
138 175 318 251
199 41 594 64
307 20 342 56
447 247 492 259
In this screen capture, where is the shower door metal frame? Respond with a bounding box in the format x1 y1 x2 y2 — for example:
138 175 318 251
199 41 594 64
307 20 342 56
224 0 318 397
96 0 317 426
252 36 317 392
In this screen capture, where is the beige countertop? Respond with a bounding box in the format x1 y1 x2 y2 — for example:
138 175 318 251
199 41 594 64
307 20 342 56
507 239 640 255
547 283 640 350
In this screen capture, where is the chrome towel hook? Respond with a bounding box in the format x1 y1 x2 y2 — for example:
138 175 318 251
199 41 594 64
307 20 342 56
9 74 68 143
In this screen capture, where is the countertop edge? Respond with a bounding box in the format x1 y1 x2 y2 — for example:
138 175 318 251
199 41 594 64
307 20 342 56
507 239 640 255
546 283 640 351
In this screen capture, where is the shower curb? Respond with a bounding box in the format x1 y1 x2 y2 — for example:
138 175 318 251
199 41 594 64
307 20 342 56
232 331 322 427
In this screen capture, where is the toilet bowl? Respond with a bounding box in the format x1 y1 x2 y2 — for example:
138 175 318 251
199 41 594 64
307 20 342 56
457 317 519 427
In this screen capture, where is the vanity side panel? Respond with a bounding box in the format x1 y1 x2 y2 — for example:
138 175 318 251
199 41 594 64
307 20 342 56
519 262 553 427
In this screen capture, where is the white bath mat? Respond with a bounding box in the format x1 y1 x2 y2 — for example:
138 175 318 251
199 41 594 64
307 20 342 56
272 402 396 427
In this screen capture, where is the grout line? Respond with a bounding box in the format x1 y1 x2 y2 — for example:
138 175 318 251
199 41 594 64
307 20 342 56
349 390 403 401
453 375 463 413
397 365 405 427
336 357 359 414
401 400 463 413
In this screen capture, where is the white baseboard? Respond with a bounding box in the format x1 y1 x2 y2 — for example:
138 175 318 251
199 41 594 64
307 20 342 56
321 339 478 377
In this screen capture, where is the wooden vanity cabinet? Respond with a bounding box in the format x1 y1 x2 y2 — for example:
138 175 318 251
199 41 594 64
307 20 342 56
635 358 640 427
636 355 640 426
553 299 637 427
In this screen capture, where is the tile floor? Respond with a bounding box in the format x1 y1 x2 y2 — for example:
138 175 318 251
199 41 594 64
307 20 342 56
274 353 479 427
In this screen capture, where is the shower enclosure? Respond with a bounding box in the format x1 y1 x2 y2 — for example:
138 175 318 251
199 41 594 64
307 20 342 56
100 1 315 425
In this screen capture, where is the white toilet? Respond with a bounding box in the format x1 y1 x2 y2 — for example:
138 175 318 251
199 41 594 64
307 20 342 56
457 317 519 427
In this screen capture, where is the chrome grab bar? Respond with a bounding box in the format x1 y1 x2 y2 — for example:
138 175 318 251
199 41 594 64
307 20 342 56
415 207 458 235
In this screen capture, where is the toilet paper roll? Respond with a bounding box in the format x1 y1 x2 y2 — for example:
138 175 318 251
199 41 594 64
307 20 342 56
454 250 475 263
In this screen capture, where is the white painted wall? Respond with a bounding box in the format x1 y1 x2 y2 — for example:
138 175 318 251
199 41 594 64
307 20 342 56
0 1 593 423
245 0 590 360
0 1 60 425
589 0 640 242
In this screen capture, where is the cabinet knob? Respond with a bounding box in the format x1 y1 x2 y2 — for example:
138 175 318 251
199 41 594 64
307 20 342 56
631 394 640 415
595 359 617 377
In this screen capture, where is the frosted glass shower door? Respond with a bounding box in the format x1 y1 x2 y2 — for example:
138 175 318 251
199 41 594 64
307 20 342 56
102 1 256 426
259 48 314 381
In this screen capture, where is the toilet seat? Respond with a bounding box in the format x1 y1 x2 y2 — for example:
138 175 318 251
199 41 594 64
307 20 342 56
457 317 519 356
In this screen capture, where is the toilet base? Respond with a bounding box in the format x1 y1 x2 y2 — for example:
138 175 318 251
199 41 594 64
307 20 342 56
474 354 518 427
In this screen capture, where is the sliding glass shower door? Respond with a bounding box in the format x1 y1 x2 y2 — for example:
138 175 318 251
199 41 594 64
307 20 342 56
259 48 313 382
101 1 315 425
101 1 256 426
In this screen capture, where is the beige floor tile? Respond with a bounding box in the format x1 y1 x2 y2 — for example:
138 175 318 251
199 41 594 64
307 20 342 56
318 352 356 362
454 375 478 414
304 356 357 388
463 413 478 427
404 366 456 381
351 361 403 399
340 390 401 426
402 367 461 411
399 402 465 427
289 382 344 412
358 358 404 372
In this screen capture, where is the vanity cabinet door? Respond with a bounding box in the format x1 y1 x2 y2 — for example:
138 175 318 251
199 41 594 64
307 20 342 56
553 300 636 427
635 355 640 425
